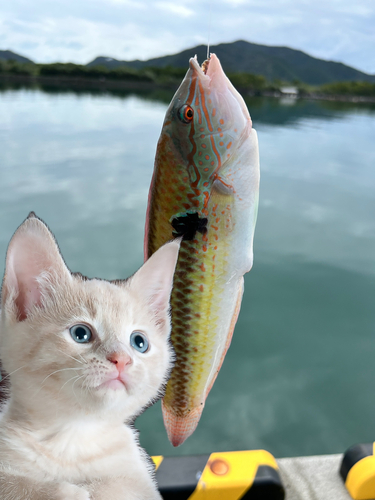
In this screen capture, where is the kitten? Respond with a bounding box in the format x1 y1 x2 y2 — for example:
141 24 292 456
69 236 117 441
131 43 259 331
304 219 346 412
0 212 180 500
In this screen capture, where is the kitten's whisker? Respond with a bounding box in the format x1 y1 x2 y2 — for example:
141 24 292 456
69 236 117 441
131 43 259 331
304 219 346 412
81 379 94 398
71 375 85 404
77 353 86 364
57 349 86 365
0 364 28 382
40 367 84 388
59 374 82 394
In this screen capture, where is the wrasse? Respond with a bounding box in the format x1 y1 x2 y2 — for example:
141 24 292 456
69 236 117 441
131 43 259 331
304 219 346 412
145 54 260 446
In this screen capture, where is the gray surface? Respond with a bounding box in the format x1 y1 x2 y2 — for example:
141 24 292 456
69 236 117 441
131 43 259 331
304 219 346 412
277 454 352 500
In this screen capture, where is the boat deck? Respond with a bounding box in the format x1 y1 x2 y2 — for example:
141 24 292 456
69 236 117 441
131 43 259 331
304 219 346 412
278 454 352 499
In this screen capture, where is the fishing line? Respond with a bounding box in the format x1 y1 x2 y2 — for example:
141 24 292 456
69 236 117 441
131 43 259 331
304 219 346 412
207 0 212 60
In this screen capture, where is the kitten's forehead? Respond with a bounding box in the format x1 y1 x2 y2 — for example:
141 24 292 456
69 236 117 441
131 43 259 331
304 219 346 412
69 277 148 337
75 277 130 319
79 278 126 313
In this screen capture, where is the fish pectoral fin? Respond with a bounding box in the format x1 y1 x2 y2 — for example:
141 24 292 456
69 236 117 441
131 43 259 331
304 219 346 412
212 176 234 196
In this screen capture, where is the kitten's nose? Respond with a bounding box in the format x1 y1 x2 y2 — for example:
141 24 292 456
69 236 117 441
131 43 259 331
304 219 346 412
107 353 132 373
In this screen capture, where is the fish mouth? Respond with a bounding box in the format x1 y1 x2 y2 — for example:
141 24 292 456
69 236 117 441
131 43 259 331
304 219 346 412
189 55 209 77
188 53 226 84
188 53 251 125
201 58 210 75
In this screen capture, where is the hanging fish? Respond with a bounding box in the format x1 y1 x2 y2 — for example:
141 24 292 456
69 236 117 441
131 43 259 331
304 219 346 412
145 54 260 446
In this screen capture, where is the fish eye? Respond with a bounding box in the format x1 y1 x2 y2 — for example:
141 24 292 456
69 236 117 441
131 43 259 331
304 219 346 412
130 331 149 353
70 324 92 344
178 105 194 124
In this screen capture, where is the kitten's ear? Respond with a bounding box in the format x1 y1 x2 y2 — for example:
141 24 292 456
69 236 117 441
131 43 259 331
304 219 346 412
2 212 71 321
130 239 181 320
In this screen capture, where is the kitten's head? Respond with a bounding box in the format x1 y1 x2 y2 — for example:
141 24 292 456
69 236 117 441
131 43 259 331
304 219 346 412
0 213 180 422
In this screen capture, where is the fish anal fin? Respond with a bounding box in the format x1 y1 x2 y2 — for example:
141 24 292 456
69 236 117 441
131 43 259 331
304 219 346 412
204 278 244 399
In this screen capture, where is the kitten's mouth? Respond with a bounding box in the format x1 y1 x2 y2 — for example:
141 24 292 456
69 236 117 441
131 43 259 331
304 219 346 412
97 378 127 391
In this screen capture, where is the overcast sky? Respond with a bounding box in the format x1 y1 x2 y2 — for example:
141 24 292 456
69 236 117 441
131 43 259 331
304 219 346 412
1 0 374 74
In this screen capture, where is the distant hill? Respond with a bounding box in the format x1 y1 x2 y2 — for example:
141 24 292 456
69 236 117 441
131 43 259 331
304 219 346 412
87 40 375 85
0 50 34 64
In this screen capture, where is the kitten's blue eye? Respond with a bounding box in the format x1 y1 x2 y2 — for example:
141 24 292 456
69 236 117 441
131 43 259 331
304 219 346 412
70 324 92 343
130 332 149 353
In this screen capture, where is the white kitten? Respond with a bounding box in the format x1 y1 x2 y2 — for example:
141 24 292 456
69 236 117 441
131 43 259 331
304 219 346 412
0 213 180 500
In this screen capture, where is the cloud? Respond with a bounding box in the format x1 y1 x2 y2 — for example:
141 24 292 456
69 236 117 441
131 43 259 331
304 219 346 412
222 0 248 5
156 2 194 17
0 0 374 73
106 0 145 6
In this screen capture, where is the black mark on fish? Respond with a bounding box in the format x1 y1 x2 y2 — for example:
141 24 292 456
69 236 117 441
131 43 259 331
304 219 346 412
171 212 208 241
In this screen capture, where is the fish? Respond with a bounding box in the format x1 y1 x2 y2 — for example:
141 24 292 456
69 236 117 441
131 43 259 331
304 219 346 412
144 53 260 446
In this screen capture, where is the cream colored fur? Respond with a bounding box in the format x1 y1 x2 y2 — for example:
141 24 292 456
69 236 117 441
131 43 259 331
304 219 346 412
0 213 180 500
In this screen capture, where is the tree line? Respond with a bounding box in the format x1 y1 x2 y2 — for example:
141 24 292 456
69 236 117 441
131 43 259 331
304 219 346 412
1 59 374 97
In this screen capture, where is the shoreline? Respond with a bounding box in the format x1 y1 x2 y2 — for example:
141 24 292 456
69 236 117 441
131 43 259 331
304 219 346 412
257 89 375 104
1 74 375 103
0 73 172 91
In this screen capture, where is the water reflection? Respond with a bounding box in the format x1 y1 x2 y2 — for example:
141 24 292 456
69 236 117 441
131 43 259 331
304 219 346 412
0 86 374 458
2 81 375 126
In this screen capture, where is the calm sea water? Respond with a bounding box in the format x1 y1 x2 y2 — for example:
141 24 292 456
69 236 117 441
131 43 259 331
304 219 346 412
0 86 374 459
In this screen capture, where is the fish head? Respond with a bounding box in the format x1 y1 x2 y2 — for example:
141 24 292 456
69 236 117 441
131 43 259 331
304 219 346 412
161 53 252 184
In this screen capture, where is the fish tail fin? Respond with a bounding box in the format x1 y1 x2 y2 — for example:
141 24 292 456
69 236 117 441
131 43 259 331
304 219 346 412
162 400 204 447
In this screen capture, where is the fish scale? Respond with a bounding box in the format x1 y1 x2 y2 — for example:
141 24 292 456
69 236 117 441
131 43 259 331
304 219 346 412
145 54 260 446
